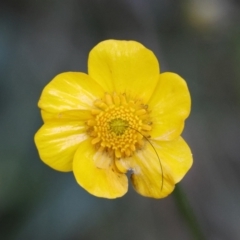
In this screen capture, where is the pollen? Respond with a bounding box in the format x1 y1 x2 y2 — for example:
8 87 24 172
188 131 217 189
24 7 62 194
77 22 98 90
87 93 152 159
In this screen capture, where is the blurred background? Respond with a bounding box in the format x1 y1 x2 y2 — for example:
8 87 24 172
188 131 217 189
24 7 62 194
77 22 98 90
1 0 240 239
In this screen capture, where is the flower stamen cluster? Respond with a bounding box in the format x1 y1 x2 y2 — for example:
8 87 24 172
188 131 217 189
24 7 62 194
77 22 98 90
87 93 152 159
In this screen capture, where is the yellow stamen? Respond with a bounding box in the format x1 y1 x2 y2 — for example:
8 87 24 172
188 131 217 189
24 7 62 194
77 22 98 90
136 109 147 116
86 92 152 160
91 137 101 145
87 119 96 126
113 92 120 106
105 93 113 106
142 124 152 131
120 94 127 105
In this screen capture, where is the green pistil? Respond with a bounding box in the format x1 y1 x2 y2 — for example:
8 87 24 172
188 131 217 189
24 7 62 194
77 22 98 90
109 118 129 136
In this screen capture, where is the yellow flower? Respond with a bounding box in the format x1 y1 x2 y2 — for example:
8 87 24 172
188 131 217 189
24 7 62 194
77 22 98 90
34 40 192 199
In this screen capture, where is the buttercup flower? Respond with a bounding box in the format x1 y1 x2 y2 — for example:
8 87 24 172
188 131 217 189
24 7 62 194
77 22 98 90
35 40 192 199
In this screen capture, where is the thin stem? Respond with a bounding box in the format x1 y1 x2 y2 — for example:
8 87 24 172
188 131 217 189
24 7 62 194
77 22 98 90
173 185 205 240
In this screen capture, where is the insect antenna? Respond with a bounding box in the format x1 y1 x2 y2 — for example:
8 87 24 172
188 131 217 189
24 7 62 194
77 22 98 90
127 126 164 191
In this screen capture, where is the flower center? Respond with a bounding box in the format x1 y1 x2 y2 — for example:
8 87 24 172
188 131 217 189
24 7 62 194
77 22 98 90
109 118 128 136
87 93 152 159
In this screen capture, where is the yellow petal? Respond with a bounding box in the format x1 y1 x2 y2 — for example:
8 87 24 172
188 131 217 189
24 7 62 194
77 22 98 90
41 110 92 123
130 146 175 199
148 72 191 141
38 72 104 113
34 121 88 171
88 40 160 103
116 137 192 198
152 137 193 183
73 140 128 199
131 171 175 199
93 150 112 169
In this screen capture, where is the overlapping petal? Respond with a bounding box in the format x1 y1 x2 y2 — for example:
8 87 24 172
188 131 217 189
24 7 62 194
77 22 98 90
88 40 160 102
73 140 128 199
38 72 104 113
148 72 191 141
34 121 88 171
115 136 192 198
116 148 175 198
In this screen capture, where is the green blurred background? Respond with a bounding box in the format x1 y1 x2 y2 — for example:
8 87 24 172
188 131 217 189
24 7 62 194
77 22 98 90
1 0 240 239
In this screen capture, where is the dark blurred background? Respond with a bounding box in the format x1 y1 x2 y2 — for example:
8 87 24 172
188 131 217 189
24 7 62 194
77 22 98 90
1 0 240 239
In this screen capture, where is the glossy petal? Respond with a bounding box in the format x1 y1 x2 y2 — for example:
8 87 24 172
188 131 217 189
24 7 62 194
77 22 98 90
73 140 128 199
41 110 92 123
38 72 104 113
116 137 192 198
153 137 193 183
129 148 175 199
34 121 88 171
148 72 191 141
88 40 160 102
